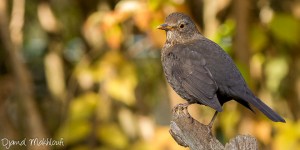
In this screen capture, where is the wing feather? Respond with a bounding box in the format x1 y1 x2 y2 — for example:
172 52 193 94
166 45 222 111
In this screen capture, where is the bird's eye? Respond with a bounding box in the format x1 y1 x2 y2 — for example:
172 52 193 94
179 24 185 28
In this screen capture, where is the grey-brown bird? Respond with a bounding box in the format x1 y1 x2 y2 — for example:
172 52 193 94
158 12 285 127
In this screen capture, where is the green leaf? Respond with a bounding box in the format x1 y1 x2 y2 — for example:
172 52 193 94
269 13 300 45
93 51 138 106
69 92 99 121
54 92 98 145
55 120 91 145
97 124 129 149
274 121 300 150
250 25 268 53
213 19 235 54
265 57 289 92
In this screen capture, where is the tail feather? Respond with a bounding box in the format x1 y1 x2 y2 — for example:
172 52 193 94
248 96 285 123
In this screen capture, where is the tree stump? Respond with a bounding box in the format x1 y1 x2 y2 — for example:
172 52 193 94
169 105 258 150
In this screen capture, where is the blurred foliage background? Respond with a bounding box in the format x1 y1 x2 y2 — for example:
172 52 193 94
0 0 300 149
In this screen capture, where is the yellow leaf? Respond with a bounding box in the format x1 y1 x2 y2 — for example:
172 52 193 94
93 51 138 106
97 123 129 149
55 120 91 145
104 24 123 49
69 92 99 121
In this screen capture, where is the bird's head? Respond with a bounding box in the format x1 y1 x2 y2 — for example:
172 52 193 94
157 12 201 45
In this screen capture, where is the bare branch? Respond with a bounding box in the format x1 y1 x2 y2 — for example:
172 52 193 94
0 0 49 149
169 105 258 150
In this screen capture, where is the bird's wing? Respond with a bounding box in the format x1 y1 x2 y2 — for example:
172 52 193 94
166 44 222 111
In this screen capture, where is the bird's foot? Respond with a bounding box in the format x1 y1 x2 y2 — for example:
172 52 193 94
208 111 218 129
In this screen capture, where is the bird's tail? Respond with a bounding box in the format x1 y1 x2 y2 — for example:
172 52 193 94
247 95 285 123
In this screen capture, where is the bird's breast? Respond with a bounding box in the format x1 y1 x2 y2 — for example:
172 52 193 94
161 50 194 102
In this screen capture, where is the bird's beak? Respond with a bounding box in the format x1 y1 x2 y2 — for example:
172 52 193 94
157 23 173 30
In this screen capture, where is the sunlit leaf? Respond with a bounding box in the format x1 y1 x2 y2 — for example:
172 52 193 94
55 92 99 145
219 102 240 138
82 11 105 50
104 72 137 105
104 24 123 49
148 0 163 10
97 123 129 149
213 19 235 54
265 57 289 92
273 121 300 150
269 13 300 45
55 120 91 145
93 51 138 106
250 25 268 52
69 92 99 121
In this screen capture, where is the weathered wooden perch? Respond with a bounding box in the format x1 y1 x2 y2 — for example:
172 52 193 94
169 105 258 150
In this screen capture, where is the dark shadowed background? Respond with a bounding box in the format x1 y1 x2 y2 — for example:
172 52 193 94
0 0 299 149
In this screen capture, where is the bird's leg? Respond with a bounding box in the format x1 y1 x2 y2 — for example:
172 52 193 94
208 111 218 128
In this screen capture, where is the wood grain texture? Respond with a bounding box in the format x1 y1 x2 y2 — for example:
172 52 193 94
170 105 258 150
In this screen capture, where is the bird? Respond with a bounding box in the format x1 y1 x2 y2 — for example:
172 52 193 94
157 12 285 127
